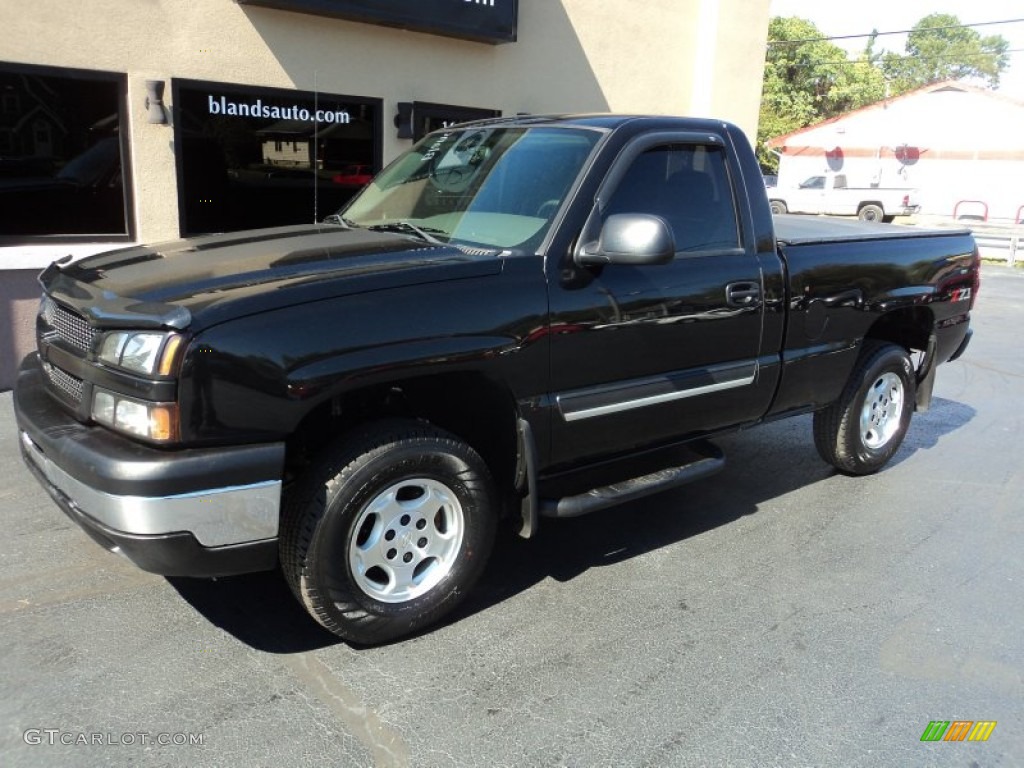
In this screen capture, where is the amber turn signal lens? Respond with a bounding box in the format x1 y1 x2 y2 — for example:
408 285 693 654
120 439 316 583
149 405 179 442
158 334 185 377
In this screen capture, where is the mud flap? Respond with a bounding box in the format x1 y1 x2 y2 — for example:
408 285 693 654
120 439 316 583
915 334 937 412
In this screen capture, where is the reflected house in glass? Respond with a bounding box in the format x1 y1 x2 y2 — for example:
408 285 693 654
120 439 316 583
0 68 127 238
0 72 67 164
256 118 375 172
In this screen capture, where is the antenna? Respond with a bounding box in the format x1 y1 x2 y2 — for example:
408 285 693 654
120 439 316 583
313 70 319 224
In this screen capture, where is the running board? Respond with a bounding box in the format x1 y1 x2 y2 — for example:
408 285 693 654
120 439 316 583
539 442 725 519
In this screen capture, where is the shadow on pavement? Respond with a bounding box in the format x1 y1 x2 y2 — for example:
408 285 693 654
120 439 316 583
168 570 340 654
167 401 974 653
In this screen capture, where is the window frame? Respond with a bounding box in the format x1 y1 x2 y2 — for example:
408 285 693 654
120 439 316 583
579 131 747 260
411 102 501 142
0 61 134 245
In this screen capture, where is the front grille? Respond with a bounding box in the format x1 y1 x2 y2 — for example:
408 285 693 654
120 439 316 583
42 361 85 405
41 295 97 353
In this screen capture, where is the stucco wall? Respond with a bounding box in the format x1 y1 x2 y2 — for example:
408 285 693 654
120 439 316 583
0 272 40 391
0 0 770 390
1 0 768 245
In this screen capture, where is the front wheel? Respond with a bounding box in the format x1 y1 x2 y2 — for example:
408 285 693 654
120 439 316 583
769 200 788 215
280 420 497 645
813 340 916 475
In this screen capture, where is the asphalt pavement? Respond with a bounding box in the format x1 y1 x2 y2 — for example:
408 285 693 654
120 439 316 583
1 265 1022 767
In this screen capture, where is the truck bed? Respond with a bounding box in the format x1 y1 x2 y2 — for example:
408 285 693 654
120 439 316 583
774 214 969 246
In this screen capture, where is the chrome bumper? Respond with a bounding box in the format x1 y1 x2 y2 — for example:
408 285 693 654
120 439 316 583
20 430 280 547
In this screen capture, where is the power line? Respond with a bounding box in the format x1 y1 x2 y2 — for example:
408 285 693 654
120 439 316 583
768 17 1024 46
765 47 1024 69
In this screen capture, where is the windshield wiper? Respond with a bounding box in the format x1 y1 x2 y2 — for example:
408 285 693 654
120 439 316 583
366 221 448 245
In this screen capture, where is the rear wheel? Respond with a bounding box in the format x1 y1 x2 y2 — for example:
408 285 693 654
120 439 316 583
858 204 884 222
280 419 497 645
769 200 788 215
813 340 916 475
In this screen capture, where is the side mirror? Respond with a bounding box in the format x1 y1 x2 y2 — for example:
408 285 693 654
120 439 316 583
577 213 675 267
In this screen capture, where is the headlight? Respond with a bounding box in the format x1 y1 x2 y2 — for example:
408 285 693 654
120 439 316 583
98 331 184 376
92 388 179 442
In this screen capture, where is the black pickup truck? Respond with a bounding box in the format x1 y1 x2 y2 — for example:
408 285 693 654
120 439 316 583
14 115 978 644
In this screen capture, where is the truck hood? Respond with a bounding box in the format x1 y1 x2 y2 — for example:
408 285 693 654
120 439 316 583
40 224 503 332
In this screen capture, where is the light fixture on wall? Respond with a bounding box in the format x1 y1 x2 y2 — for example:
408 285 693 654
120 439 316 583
394 102 414 139
145 80 167 124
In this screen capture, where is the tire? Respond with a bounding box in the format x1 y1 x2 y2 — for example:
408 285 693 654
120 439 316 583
769 200 788 215
858 204 884 222
813 340 916 476
280 419 497 645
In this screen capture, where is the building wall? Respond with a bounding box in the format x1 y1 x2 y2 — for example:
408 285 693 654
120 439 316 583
0 272 40 391
770 85 1024 223
775 152 1024 223
0 0 770 390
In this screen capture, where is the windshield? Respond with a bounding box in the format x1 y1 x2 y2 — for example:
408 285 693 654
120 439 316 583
340 126 602 250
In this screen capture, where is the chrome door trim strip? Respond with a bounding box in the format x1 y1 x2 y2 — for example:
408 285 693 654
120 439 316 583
557 361 757 422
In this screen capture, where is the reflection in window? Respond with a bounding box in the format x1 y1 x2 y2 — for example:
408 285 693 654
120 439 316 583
605 144 740 252
412 102 501 141
174 81 381 235
0 63 129 240
343 127 600 250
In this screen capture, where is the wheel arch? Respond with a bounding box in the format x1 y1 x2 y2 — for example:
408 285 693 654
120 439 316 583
864 306 935 354
284 371 523 508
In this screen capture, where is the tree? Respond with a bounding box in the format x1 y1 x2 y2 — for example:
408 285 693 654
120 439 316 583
757 14 1012 172
881 13 1010 94
758 17 885 172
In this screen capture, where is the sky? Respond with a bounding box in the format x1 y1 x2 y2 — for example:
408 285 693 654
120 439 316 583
767 0 1024 101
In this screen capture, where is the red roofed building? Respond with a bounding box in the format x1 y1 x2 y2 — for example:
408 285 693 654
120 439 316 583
766 81 1024 224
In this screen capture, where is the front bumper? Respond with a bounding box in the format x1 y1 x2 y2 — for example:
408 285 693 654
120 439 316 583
14 355 284 577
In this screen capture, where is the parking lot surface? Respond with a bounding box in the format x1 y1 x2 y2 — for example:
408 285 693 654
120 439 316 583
2 265 1022 767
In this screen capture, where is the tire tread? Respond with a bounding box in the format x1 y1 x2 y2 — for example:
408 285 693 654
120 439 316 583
813 340 915 475
279 419 495 644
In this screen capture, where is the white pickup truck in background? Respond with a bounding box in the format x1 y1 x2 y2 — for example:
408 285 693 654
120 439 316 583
769 173 920 223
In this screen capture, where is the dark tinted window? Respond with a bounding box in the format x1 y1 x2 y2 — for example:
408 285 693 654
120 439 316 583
605 144 740 252
412 102 500 141
0 63 129 241
174 80 382 235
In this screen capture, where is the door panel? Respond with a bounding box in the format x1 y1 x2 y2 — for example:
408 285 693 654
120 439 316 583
546 140 773 468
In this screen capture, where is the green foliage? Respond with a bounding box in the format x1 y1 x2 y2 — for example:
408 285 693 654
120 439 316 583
880 13 1011 94
758 17 884 172
759 14 1010 172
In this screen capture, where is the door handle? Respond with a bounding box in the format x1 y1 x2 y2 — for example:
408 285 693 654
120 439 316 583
726 281 761 307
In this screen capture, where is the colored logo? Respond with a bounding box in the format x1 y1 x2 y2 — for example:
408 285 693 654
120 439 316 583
920 721 997 742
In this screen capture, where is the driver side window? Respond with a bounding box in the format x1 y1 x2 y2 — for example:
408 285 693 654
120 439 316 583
604 144 740 253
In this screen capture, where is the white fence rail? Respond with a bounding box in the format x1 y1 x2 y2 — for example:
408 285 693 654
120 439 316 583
974 233 1019 266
